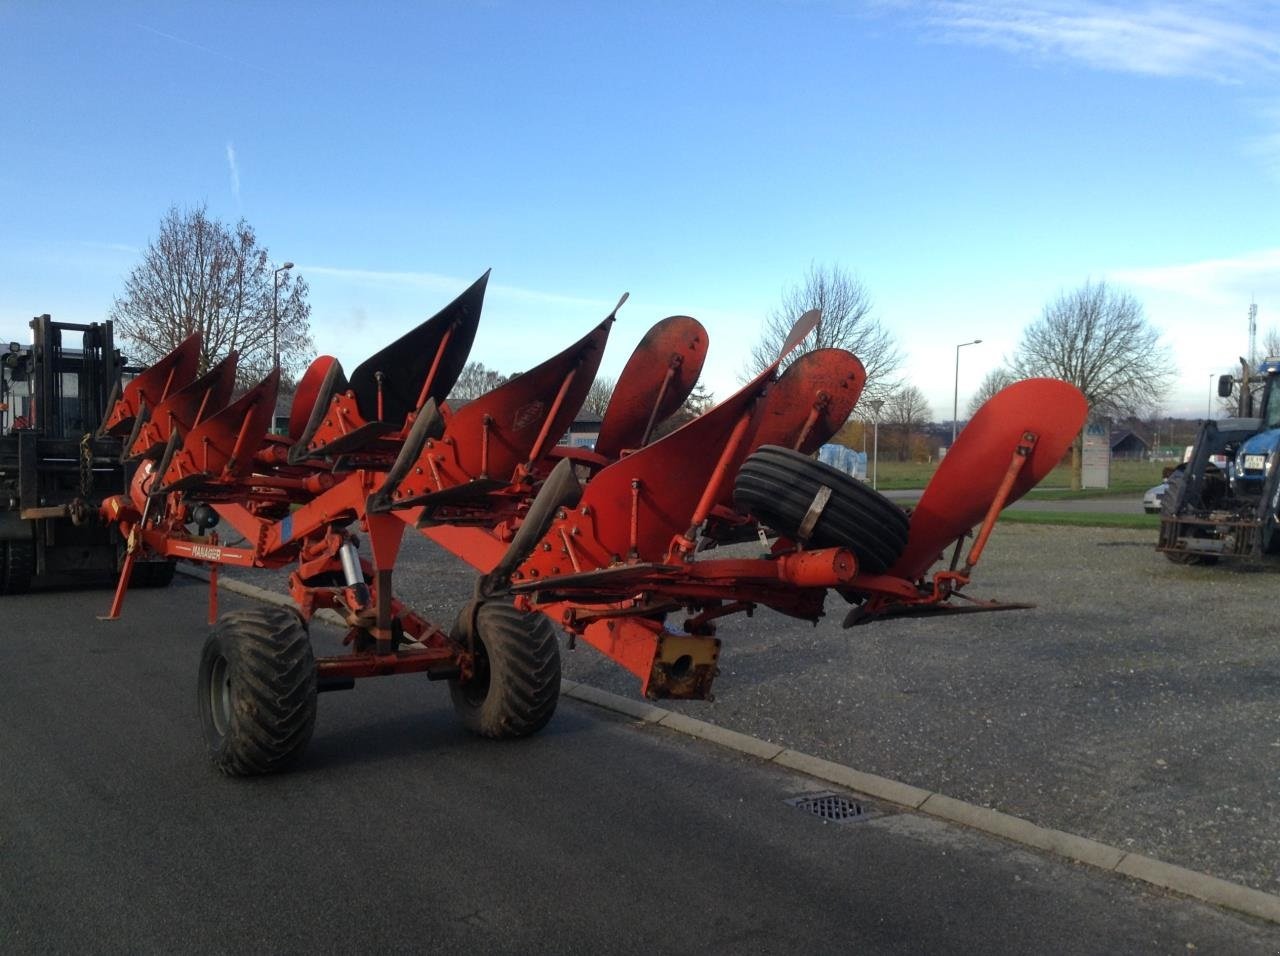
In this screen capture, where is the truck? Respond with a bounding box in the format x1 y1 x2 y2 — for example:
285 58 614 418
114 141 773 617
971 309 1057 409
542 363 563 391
0 314 173 593
1157 357 1280 563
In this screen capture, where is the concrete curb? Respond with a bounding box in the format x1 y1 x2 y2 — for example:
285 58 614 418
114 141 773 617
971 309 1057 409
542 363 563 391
180 564 1280 926
558 682 1280 926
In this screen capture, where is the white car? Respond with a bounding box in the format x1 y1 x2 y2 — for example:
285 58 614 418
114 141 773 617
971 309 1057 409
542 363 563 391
1143 481 1168 514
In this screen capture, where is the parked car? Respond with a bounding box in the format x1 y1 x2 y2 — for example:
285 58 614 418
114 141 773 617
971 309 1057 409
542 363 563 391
1143 481 1168 514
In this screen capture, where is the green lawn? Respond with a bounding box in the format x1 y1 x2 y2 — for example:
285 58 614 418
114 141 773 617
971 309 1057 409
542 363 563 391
870 458 1166 495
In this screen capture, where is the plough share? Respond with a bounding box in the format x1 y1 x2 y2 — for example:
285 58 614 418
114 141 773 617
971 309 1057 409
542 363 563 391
97 271 1087 775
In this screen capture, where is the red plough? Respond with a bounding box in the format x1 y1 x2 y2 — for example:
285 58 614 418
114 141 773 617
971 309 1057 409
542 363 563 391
97 273 1086 775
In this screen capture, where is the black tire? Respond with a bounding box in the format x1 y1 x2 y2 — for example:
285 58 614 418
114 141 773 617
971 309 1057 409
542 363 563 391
197 607 317 776
1 538 34 595
449 601 560 739
1160 469 1217 566
733 445 909 574
133 559 177 588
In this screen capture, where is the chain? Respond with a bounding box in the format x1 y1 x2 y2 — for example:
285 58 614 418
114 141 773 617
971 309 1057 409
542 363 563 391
79 432 94 497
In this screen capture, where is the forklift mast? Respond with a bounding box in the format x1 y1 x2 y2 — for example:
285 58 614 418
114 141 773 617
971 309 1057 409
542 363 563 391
29 314 124 438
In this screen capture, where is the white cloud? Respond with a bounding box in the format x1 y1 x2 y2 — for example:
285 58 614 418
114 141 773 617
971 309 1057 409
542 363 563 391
225 142 240 205
1110 248 1280 305
915 1 1280 81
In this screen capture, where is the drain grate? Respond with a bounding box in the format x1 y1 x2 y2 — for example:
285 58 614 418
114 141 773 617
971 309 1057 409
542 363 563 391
785 791 871 823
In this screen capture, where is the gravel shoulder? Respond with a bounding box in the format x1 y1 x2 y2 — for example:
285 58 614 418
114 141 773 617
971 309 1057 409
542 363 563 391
220 521 1280 896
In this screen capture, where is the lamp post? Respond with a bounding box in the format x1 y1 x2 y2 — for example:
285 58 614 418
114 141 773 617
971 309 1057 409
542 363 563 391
1207 373 1214 420
272 262 294 371
952 338 982 446
869 398 884 489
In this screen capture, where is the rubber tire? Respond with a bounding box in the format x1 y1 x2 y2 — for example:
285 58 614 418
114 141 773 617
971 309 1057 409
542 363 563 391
449 601 560 739
197 607 317 776
733 445 909 574
133 560 177 588
1160 470 1217 566
1 538 34 595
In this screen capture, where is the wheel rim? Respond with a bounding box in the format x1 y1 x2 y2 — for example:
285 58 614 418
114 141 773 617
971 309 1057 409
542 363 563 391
208 655 233 737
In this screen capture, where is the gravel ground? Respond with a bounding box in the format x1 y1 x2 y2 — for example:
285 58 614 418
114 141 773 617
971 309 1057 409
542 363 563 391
220 521 1280 896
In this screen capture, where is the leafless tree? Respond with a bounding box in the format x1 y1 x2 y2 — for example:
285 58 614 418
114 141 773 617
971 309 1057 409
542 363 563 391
582 375 615 418
1261 328 1280 361
652 381 714 440
110 204 313 390
884 384 931 461
966 367 1015 418
1010 280 1173 488
745 263 902 401
449 362 507 402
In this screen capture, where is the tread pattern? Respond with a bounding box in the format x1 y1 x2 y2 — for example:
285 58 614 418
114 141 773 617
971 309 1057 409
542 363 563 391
1 539 34 595
450 601 561 739
198 607 317 776
733 445 909 574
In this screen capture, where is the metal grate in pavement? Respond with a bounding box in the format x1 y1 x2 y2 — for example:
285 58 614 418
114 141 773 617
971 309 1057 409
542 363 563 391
785 791 872 823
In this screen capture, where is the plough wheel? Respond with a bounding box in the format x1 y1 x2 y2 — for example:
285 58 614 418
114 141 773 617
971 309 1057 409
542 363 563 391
197 607 317 776
1160 471 1217 566
449 601 560 739
733 445 909 574
1 538 34 595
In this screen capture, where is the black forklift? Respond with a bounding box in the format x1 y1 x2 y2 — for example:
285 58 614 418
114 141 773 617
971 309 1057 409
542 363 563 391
1 314 172 594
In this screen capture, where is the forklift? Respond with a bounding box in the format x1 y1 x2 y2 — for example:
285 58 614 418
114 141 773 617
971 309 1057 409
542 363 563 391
1 314 173 593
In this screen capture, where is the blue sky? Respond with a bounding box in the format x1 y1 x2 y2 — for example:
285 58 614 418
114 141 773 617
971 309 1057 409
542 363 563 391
2 1 1277 421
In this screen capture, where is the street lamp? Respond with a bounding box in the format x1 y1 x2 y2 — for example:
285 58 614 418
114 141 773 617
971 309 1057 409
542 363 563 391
1207 373 1215 420
868 398 884 490
272 262 294 371
952 338 982 446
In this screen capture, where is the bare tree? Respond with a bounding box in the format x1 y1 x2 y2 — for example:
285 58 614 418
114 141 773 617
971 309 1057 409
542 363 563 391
745 263 902 401
652 381 714 440
884 384 931 461
110 204 312 389
966 367 1015 418
1263 327 1280 359
582 375 615 418
449 362 507 402
1010 280 1173 488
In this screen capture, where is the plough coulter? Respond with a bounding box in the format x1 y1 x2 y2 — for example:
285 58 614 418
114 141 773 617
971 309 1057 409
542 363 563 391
97 271 1087 775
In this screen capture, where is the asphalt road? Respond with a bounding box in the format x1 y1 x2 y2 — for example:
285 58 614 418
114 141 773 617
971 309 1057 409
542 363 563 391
3 582 1277 953
550 525 1280 898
